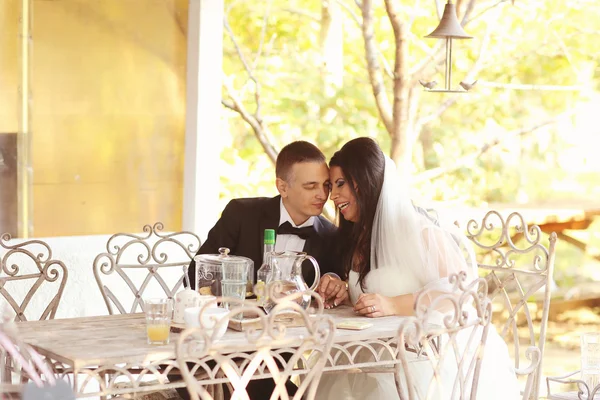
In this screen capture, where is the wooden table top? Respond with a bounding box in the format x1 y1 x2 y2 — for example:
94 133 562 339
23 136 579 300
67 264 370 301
17 306 406 369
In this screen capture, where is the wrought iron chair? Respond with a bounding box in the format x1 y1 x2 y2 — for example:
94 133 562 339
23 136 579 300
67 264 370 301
0 234 68 322
176 288 336 400
92 222 200 399
459 211 557 400
395 272 493 400
93 222 201 314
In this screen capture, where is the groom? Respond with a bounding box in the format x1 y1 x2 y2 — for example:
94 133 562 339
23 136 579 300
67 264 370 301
187 140 342 290
182 141 341 400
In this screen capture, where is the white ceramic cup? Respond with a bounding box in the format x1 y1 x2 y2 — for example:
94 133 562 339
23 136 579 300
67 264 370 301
184 306 229 340
174 293 217 324
197 295 217 308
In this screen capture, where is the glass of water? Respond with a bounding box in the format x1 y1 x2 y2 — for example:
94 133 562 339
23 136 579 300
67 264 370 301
221 259 250 309
581 332 600 390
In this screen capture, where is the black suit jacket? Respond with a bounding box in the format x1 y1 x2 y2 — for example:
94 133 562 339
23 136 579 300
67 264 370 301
188 196 340 289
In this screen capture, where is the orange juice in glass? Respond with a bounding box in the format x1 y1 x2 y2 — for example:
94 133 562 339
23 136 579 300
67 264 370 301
146 324 170 342
144 298 173 345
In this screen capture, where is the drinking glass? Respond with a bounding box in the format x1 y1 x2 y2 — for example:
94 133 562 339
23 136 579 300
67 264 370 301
221 259 249 309
581 332 600 390
145 298 173 345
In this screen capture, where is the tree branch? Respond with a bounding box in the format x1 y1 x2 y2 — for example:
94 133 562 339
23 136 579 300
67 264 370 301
412 108 579 183
224 17 252 77
279 7 320 22
434 0 443 19
336 0 361 25
222 6 279 164
222 78 278 164
360 0 394 134
338 0 394 79
253 0 274 71
384 0 408 138
458 0 477 24
465 0 509 25
406 0 422 31
409 41 445 78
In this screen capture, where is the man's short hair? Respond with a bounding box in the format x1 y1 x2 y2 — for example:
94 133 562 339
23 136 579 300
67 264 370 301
275 141 326 181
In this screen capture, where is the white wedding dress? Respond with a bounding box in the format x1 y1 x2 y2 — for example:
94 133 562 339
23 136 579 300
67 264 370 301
315 155 520 399
315 269 521 400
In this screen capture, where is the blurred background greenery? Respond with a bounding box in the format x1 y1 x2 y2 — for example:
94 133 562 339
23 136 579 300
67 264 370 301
0 0 598 285
217 2 600 386
218 0 600 288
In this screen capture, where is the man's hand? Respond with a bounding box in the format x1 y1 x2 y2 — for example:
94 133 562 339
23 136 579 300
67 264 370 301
317 274 349 309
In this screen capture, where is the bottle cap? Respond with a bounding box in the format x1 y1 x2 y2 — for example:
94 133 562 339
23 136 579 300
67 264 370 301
264 229 276 245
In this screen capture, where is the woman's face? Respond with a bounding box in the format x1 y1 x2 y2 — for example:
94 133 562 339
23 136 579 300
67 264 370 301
329 166 359 222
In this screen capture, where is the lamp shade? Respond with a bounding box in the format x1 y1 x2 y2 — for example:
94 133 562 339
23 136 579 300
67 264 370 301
425 2 472 39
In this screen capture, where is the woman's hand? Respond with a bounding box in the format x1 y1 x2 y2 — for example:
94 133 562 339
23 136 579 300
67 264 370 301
354 293 397 317
317 275 349 309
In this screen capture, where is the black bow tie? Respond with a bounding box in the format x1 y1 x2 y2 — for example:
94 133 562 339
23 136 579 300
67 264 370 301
277 221 315 240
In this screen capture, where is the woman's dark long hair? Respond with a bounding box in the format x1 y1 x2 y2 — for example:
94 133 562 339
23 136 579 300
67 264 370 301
330 137 385 290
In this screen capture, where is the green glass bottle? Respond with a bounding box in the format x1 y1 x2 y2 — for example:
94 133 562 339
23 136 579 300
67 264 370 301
256 229 279 305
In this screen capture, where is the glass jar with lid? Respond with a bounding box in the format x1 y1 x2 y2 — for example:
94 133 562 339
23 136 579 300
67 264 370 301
193 247 254 297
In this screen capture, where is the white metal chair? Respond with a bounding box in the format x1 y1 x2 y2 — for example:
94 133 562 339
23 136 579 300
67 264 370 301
176 288 336 400
0 234 68 322
459 211 557 400
546 371 600 399
93 222 201 314
395 272 492 400
92 222 199 399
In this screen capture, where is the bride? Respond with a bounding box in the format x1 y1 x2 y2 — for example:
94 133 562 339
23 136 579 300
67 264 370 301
315 137 520 399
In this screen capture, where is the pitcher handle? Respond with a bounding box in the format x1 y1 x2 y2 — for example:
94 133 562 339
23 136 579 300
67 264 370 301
301 255 320 291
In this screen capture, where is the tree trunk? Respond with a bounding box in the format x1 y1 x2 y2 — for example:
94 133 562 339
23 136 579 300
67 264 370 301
320 0 343 98
360 0 394 134
385 0 411 173
419 126 437 171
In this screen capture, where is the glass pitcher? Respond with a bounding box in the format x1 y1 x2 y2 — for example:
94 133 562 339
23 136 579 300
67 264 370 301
262 251 320 313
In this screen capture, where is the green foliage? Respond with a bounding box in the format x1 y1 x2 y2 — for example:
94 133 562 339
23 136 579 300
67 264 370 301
219 0 600 282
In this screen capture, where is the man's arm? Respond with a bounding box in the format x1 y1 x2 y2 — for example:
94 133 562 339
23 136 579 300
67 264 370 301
323 230 345 280
187 200 242 289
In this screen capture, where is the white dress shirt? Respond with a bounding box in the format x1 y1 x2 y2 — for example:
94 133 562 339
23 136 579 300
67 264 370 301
275 199 315 253
274 199 341 281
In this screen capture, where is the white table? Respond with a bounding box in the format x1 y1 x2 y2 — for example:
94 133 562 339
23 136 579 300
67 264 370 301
18 306 412 398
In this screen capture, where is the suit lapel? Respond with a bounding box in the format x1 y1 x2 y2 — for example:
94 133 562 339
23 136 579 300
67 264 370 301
258 196 281 258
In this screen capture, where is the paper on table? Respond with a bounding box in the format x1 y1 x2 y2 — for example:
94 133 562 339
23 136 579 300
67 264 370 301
336 319 373 330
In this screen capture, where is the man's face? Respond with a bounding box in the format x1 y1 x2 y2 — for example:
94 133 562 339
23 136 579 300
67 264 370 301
277 161 330 224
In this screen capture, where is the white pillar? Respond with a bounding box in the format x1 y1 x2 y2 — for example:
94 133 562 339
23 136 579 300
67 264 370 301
183 0 224 238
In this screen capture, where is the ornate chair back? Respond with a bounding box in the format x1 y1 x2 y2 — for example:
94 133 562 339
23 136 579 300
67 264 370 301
0 234 67 321
176 288 335 400
93 223 201 314
396 272 492 400
459 211 557 399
